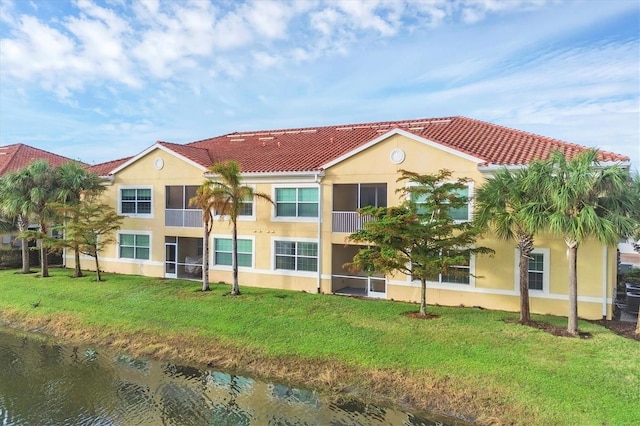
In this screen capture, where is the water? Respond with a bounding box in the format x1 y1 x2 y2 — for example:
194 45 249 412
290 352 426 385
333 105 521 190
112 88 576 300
0 327 456 425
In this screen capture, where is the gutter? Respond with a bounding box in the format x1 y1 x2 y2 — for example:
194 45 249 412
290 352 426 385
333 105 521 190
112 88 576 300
315 173 323 293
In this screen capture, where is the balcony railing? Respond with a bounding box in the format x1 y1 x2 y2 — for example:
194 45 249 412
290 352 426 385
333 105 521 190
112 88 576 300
165 209 203 228
332 211 374 233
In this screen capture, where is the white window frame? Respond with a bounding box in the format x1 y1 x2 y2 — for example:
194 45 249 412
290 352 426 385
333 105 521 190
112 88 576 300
118 185 154 218
514 248 550 294
406 181 474 222
271 236 319 276
413 251 475 287
211 235 255 270
117 231 152 262
271 184 319 222
213 184 257 222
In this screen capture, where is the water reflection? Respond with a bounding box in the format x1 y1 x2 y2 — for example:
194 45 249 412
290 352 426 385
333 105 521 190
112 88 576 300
0 327 455 425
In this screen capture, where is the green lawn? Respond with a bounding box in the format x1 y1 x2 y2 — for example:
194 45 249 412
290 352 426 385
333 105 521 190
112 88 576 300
0 268 637 425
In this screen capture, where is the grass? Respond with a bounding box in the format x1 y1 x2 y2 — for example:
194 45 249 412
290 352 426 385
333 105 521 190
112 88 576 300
0 268 638 425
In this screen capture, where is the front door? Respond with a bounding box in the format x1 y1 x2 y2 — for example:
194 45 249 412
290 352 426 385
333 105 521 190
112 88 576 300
165 242 177 278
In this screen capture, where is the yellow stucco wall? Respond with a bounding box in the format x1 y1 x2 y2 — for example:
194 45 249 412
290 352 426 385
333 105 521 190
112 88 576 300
71 148 207 277
67 135 617 320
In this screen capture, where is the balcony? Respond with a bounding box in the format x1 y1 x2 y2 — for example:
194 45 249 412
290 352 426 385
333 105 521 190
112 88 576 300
165 209 203 228
332 211 374 233
332 183 386 233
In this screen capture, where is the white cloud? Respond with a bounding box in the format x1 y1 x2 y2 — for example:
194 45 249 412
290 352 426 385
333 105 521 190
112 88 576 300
252 51 280 68
336 0 400 36
244 0 295 40
0 0 637 170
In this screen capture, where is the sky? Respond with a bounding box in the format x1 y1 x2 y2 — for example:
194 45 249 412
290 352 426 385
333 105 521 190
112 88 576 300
0 0 638 169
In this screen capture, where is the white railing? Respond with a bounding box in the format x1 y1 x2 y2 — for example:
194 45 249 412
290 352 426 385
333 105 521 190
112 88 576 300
331 211 374 233
165 209 203 228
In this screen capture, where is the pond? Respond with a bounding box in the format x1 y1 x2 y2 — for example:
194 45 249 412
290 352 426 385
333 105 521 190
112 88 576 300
0 327 458 425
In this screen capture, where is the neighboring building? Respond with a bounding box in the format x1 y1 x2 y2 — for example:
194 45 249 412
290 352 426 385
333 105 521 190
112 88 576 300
78 116 629 320
619 239 640 270
0 143 82 249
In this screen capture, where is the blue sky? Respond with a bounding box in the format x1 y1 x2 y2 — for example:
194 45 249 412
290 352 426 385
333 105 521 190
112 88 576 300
1 0 638 168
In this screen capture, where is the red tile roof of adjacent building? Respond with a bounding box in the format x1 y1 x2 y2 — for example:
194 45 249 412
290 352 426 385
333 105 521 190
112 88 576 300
90 116 630 175
0 143 83 176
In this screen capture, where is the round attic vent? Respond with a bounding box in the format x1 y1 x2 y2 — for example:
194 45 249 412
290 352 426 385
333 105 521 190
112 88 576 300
154 158 164 170
390 148 405 164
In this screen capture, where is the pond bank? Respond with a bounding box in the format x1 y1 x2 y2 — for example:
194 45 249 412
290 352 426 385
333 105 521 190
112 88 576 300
0 310 472 425
1 268 637 425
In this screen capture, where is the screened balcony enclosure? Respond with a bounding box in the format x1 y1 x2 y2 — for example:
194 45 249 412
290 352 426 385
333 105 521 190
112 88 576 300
331 244 386 298
165 236 203 280
165 185 202 228
332 183 386 233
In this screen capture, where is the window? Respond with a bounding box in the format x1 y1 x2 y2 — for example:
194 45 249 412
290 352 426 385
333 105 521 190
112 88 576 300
423 251 470 284
275 241 318 272
215 197 253 217
514 248 549 292
214 238 252 267
166 186 198 209
275 187 318 218
528 253 544 291
333 183 387 211
448 187 469 221
120 187 152 215
119 233 150 260
410 185 470 221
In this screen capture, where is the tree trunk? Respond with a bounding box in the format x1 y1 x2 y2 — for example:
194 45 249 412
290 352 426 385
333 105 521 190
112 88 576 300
202 224 210 291
20 238 30 274
567 240 579 335
231 220 240 295
18 215 30 274
74 244 83 277
518 250 531 323
39 222 49 278
517 232 534 323
420 277 427 315
94 252 102 281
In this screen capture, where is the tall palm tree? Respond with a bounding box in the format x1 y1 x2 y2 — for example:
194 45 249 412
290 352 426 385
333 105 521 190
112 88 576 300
533 149 636 335
189 183 221 291
627 173 640 336
0 167 37 274
475 167 547 322
23 160 59 278
205 160 273 295
55 162 105 277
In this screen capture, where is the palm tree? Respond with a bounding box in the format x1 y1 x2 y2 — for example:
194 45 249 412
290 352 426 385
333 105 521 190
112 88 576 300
205 160 273 295
189 183 221 291
475 167 547 323
627 173 640 336
0 167 37 274
0 213 17 234
533 150 636 335
23 160 59 278
55 162 105 277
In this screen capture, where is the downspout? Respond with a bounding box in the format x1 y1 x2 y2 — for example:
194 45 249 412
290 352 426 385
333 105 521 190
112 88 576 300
602 245 608 319
316 173 322 293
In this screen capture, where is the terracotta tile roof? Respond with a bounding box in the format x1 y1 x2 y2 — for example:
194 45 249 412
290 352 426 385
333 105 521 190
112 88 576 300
91 116 629 175
157 142 212 167
178 116 627 173
87 157 131 176
0 143 83 176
